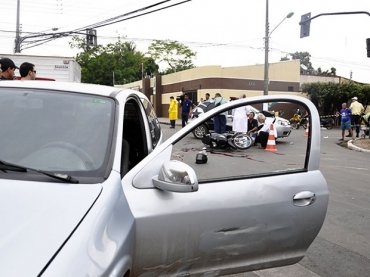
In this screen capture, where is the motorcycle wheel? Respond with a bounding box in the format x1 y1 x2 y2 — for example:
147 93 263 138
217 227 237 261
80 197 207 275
233 134 253 150
326 122 334 130
290 120 298 129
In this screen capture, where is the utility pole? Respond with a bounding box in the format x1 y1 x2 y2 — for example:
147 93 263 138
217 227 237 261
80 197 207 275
14 0 21 53
263 0 269 97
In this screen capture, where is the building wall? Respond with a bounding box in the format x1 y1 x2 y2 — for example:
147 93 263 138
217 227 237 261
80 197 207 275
116 60 301 117
300 75 340 84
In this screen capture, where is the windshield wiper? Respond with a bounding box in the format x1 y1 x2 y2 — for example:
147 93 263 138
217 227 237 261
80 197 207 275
0 159 79 184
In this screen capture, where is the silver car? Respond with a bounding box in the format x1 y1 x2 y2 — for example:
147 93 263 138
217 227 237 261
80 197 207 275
0 81 328 277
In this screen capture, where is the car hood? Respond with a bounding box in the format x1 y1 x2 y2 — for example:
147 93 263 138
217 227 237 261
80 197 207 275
0 179 102 276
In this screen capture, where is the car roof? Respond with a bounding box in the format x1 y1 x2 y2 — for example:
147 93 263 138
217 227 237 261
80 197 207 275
0 81 123 97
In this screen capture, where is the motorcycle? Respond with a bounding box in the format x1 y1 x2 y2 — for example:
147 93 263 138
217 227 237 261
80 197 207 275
320 117 334 130
201 132 253 150
290 114 308 129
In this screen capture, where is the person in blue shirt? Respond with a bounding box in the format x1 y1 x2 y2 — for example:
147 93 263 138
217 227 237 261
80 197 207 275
179 94 193 128
213 93 228 133
339 102 354 140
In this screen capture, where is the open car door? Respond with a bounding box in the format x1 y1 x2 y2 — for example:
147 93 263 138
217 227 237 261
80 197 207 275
123 95 328 276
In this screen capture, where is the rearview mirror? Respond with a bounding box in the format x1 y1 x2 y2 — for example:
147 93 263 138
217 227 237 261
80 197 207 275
152 160 198 193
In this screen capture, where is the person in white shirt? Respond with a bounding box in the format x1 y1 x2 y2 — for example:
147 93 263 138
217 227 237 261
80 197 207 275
232 94 251 133
253 113 273 148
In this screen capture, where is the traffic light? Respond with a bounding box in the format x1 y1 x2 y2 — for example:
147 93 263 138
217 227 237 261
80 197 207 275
300 13 311 38
86 29 97 47
367 38 370 58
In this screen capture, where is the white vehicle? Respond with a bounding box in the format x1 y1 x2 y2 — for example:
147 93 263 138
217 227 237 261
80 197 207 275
0 54 81 82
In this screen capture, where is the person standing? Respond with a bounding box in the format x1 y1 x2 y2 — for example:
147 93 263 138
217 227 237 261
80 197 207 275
349 96 364 138
168 96 178 129
20 62 36 80
179 94 193 128
213 93 228 133
232 95 250 133
339 103 354 141
334 108 340 127
204 93 212 102
0 58 18 80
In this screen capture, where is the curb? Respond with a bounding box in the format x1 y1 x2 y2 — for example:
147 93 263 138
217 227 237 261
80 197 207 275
347 139 370 153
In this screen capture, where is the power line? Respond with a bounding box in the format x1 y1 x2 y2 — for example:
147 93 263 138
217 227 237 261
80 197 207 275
73 0 171 31
15 0 192 51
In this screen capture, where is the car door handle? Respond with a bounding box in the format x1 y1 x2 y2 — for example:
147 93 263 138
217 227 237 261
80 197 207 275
293 191 316 207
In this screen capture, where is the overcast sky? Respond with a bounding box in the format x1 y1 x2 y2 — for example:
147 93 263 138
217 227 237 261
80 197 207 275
1 0 370 83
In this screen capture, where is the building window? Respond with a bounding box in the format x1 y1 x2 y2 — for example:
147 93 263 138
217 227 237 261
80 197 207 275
288 86 294 92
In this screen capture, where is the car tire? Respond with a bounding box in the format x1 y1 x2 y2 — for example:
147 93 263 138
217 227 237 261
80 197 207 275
193 124 209 139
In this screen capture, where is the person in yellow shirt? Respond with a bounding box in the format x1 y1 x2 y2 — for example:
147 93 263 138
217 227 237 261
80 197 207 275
349 97 365 138
168 96 178 129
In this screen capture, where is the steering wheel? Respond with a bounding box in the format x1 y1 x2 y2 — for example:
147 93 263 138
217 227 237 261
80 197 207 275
41 141 97 170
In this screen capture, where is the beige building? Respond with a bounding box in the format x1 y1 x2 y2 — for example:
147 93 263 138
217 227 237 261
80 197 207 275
116 60 303 117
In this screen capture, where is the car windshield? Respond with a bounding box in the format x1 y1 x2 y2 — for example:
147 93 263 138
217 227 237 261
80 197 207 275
0 88 115 183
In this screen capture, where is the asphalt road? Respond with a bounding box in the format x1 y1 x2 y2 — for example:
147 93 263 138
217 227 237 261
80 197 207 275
161 124 370 277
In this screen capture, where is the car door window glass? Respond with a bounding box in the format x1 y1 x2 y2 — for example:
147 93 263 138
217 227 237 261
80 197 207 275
122 99 149 174
172 101 309 182
141 99 161 149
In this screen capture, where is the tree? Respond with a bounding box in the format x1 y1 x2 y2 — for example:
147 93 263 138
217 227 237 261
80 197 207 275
301 82 369 115
288 51 315 74
280 51 337 76
70 37 159 85
147 40 196 74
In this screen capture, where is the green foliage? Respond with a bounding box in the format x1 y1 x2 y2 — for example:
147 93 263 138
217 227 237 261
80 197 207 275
147 39 196 74
291 51 315 74
280 51 336 76
70 36 159 85
301 82 370 115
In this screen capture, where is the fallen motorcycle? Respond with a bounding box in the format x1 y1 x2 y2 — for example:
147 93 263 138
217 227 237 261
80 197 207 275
201 132 253 150
320 118 334 130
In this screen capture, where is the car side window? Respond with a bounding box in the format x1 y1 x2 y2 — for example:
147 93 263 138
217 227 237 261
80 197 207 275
141 99 161 149
171 100 309 182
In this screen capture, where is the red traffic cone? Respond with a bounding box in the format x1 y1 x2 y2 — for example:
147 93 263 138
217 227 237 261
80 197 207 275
305 122 310 137
265 124 277 152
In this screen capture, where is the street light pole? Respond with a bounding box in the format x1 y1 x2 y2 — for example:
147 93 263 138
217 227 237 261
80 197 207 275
14 0 21 53
263 0 294 110
263 0 269 97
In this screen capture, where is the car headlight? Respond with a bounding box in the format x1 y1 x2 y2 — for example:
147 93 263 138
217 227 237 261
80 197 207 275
277 120 290 126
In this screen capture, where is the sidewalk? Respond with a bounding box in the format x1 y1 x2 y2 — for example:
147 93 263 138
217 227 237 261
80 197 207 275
159 117 183 126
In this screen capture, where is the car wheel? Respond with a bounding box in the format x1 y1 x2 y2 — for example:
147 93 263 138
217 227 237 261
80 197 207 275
193 124 209 139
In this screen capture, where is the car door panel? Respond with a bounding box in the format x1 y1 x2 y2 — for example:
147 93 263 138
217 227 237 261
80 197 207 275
124 96 328 276
125 171 327 276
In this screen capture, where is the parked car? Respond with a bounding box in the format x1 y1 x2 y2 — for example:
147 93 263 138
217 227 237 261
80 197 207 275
191 101 291 139
0 81 327 277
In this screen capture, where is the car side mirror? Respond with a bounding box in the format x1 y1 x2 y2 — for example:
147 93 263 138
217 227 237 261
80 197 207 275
152 160 198 193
